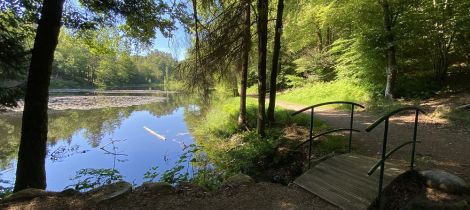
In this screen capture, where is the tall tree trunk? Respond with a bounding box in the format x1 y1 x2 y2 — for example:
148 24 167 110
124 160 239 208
381 0 397 100
14 0 65 192
257 0 268 136
267 0 284 124
238 0 251 127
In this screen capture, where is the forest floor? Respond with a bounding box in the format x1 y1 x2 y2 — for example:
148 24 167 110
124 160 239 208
276 90 470 183
1 183 339 210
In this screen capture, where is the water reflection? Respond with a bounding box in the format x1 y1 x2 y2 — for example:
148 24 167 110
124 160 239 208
0 94 205 191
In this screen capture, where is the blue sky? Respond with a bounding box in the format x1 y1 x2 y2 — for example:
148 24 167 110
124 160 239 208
153 23 190 61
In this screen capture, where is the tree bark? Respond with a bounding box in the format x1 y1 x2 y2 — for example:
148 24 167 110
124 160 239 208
192 0 200 77
267 0 284 124
238 0 251 127
257 0 268 136
14 0 65 192
381 0 397 100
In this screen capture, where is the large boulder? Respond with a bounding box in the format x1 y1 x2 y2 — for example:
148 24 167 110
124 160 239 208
2 188 49 202
419 170 468 194
137 182 175 195
86 181 132 203
405 194 469 210
222 173 255 187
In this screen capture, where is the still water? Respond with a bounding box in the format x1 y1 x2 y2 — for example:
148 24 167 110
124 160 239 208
0 93 202 191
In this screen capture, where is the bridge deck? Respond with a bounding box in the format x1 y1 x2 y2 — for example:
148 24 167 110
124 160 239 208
294 153 405 210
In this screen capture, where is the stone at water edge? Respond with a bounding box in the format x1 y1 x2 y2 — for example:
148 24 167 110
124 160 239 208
2 188 49 202
137 182 175 195
419 170 468 194
86 181 132 203
222 173 255 187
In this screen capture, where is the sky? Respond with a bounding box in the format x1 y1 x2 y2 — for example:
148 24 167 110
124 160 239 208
152 23 190 61
149 0 192 61
65 0 192 61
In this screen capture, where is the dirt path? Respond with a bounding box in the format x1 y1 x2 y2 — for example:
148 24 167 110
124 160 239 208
277 100 470 182
1 183 339 210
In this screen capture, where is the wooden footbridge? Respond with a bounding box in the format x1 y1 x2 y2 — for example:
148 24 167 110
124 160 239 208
290 102 424 210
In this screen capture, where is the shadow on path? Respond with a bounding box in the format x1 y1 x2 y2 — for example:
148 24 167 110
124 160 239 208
277 100 470 182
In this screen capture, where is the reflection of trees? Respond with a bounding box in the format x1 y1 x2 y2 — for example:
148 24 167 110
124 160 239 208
0 93 198 171
0 117 21 169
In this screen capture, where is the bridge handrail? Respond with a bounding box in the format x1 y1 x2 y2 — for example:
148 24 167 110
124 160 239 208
367 140 422 176
291 101 364 169
297 128 361 148
365 106 425 132
291 101 365 116
365 106 425 209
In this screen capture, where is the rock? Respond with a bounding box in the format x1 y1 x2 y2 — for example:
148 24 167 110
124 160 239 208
405 194 470 210
138 182 175 195
3 188 49 202
86 181 132 203
222 173 255 187
420 170 468 194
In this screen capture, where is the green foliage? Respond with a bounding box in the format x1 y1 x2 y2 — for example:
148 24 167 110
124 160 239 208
143 166 159 183
68 168 123 191
52 29 179 88
160 165 189 184
49 79 91 89
187 97 323 179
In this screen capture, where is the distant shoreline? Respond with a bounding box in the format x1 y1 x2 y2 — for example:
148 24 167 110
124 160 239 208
49 89 176 94
1 95 167 113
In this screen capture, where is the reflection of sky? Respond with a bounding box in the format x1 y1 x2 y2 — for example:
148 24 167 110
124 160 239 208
1 107 195 191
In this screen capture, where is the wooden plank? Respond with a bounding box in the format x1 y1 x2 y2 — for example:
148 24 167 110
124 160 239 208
308 168 377 202
294 154 405 210
295 174 369 210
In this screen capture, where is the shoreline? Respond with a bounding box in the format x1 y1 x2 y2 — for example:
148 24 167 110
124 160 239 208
1 95 167 113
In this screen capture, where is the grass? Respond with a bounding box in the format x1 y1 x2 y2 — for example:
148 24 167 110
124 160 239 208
246 85 258 95
187 96 346 184
278 80 371 108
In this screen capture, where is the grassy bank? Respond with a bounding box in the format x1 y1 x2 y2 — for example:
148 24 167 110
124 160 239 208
186 97 350 185
278 80 371 107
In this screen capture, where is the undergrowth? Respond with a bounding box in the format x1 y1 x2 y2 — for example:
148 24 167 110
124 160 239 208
188 97 330 184
278 80 371 108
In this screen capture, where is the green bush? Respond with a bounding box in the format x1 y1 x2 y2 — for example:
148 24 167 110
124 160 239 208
188 97 324 180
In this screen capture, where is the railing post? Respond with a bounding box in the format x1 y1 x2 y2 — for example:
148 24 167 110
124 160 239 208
308 107 314 169
377 118 389 210
349 104 355 153
411 110 419 170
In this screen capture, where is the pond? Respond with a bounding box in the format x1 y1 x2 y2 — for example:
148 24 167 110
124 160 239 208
0 92 204 191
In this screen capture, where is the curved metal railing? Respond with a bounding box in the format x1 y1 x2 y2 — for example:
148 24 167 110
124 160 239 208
365 106 425 209
291 101 364 169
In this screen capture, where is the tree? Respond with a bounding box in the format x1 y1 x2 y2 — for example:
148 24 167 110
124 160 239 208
381 0 398 100
256 0 268 136
13 0 180 192
14 0 65 191
238 0 251 127
267 0 284 123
